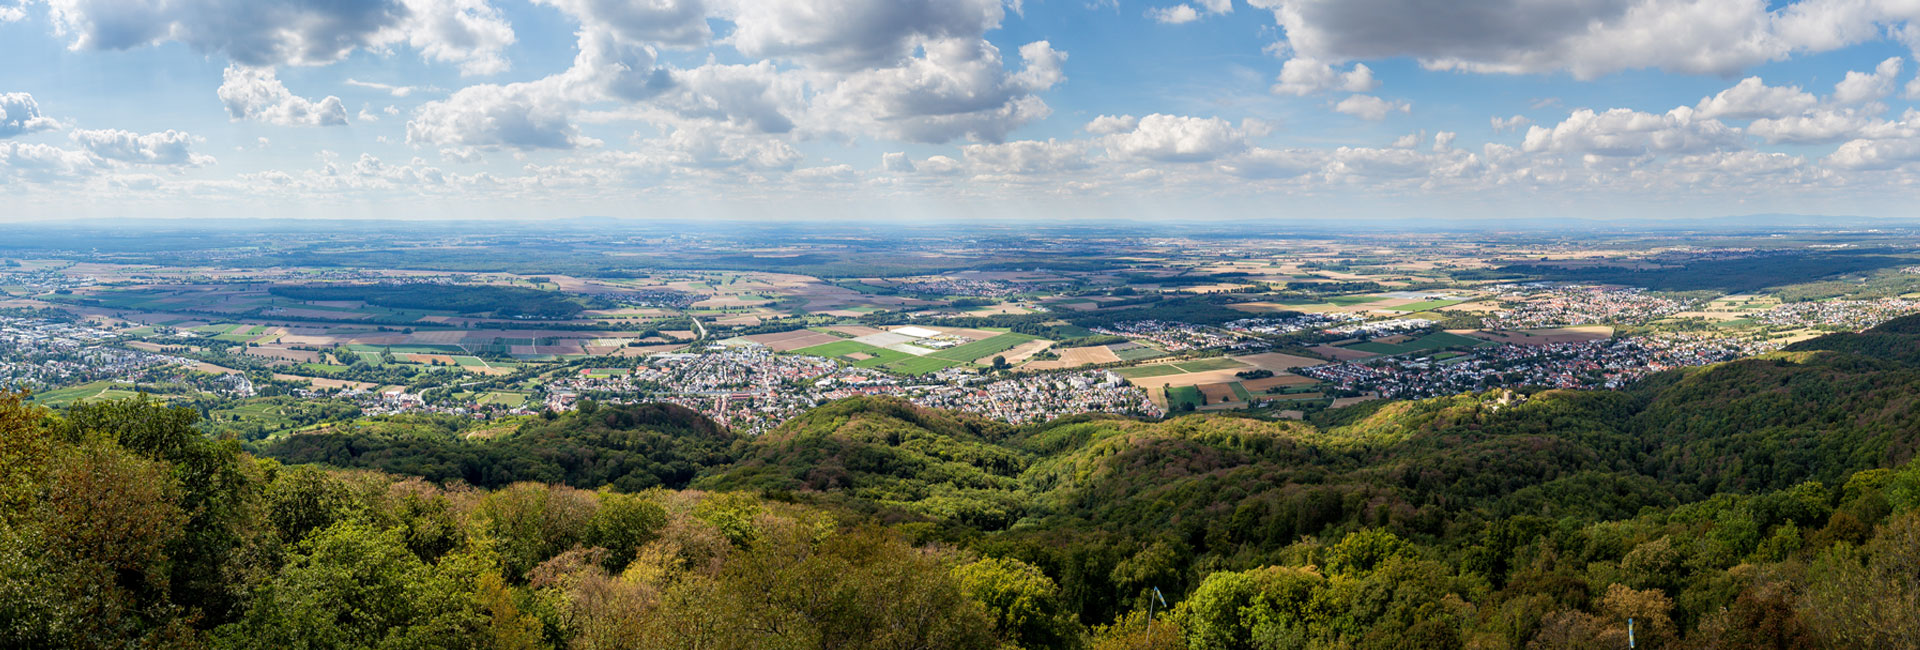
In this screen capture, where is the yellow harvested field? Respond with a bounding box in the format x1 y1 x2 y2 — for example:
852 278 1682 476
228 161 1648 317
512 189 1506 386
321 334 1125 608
986 339 1052 366
1197 382 1239 405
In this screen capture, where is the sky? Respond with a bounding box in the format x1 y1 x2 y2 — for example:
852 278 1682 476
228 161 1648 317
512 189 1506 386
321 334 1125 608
7 0 1920 223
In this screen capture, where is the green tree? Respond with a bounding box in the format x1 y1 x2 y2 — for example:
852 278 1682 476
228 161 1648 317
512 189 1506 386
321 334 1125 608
952 556 1084 649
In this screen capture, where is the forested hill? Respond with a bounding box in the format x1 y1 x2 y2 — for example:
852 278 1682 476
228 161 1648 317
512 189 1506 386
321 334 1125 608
6 321 1920 647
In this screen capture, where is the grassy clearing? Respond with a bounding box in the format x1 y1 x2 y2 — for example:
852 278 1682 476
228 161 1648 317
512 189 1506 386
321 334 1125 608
1229 382 1254 402
928 333 1037 363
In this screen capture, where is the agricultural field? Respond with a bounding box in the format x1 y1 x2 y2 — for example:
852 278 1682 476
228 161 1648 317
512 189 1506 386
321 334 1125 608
927 333 1038 363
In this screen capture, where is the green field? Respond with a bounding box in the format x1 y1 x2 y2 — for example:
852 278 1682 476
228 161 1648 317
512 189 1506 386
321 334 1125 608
928 333 1037 362
1172 357 1249 372
793 340 915 368
1111 345 1167 362
1403 331 1493 350
477 391 529 406
883 356 963 375
1113 364 1188 379
1165 385 1204 410
29 382 153 408
1345 331 1490 356
452 355 488 367
1326 295 1387 306
1394 299 1467 311
1229 382 1254 402
793 340 881 358
1346 341 1412 355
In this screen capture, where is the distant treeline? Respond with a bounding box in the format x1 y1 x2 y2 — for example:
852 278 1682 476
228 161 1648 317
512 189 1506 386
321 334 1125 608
269 283 590 319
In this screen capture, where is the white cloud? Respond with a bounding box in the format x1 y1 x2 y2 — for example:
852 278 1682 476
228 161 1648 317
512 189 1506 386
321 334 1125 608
1219 147 1321 179
1826 135 1920 170
1102 113 1263 162
1491 115 1531 132
813 38 1064 143
1149 5 1201 23
658 61 805 134
1334 94 1409 120
1085 114 1140 135
407 24 672 149
793 164 857 181
532 0 710 47
0 141 103 182
1247 0 1920 80
217 66 348 127
1832 56 1902 105
1521 107 1742 156
1693 76 1819 120
397 0 517 75
961 139 1089 174
881 151 915 172
1271 58 1378 96
0 93 63 138
345 79 426 97
724 0 1005 71
69 128 214 165
46 0 513 73
407 78 583 149
1747 109 1879 144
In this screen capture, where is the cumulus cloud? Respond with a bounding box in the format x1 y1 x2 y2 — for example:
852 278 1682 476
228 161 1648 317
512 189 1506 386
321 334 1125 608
217 66 348 126
407 79 583 149
1 93 63 138
1247 0 1920 80
1102 113 1265 162
1522 107 1742 156
1334 94 1409 120
532 0 710 47
725 0 1005 71
881 151 915 172
1085 114 1140 135
813 38 1065 143
1149 5 1200 23
46 0 513 73
1491 115 1531 132
407 25 671 149
1832 56 1902 105
961 139 1089 174
69 128 214 165
1271 59 1377 95
0 141 103 182
1693 76 1819 120
1826 136 1920 170
1747 108 1879 144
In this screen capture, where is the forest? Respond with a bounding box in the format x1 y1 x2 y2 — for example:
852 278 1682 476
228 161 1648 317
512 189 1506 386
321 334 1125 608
8 318 1920 648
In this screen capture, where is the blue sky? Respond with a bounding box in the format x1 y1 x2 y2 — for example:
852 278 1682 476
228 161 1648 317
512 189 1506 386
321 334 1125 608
6 0 1920 222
